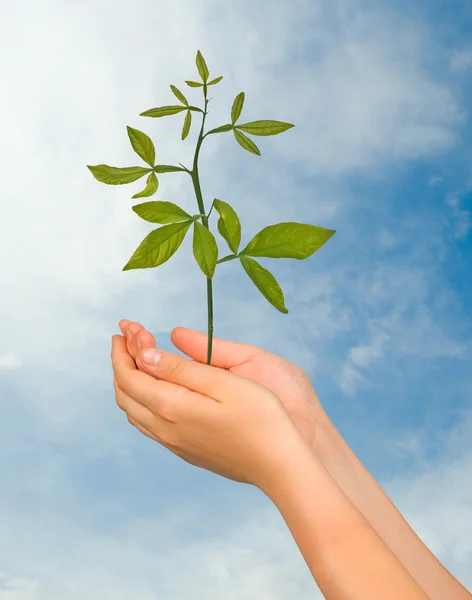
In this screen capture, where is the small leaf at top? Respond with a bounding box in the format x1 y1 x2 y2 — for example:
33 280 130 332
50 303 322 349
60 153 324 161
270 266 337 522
132 172 159 198
140 106 187 118
233 129 261 156
231 92 245 125
235 120 295 136
182 110 192 140
239 256 288 314
170 85 189 106
213 199 241 254
196 50 210 82
126 126 155 166
132 201 192 224
123 221 193 271
192 221 218 278
240 222 336 259
185 80 204 87
208 76 223 85
87 165 151 185
206 124 233 135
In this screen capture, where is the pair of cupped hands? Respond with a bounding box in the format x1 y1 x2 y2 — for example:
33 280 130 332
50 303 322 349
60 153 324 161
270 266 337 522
112 320 325 495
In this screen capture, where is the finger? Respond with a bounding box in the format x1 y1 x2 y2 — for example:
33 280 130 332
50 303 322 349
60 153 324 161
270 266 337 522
112 334 161 401
112 337 201 421
113 374 158 424
136 328 156 351
118 319 131 333
127 416 162 443
135 342 243 401
125 322 142 358
122 321 157 361
127 417 188 463
170 326 261 369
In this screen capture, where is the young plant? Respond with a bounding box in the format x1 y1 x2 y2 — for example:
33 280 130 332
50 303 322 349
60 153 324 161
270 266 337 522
88 50 336 365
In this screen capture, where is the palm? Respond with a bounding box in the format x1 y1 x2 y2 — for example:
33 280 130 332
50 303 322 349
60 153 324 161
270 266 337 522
226 351 323 449
122 321 325 450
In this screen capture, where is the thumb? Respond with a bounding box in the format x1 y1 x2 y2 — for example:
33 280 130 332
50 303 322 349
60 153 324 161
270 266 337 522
170 327 262 369
136 345 238 400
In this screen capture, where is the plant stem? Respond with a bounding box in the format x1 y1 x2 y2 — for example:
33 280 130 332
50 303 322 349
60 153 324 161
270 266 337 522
190 84 214 365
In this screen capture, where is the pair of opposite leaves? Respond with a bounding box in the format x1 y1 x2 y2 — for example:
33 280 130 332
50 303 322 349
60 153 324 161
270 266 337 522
123 196 335 315
88 51 336 314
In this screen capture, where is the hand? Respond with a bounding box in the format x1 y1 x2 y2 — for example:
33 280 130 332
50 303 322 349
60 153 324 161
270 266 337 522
111 333 308 493
119 320 327 452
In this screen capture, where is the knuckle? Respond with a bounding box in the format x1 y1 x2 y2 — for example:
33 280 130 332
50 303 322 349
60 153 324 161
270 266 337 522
166 358 186 380
115 392 127 412
160 427 179 449
115 373 132 397
158 395 178 423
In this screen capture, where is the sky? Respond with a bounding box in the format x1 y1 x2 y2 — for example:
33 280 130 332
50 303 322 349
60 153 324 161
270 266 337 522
0 0 471 597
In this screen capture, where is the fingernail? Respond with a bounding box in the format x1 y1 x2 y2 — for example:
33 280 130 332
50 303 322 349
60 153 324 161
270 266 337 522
142 348 162 365
127 328 133 340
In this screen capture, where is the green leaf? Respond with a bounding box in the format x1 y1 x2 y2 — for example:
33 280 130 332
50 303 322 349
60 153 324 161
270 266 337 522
206 124 233 135
216 254 238 264
233 129 261 156
185 80 204 87
236 120 295 136
196 50 210 82
240 222 336 259
208 76 223 85
170 85 188 106
132 172 159 198
153 165 184 173
182 110 192 140
193 221 218 278
140 106 187 118
87 165 151 185
123 221 192 271
132 200 192 224
126 126 155 167
213 199 241 254
231 92 245 125
239 256 288 314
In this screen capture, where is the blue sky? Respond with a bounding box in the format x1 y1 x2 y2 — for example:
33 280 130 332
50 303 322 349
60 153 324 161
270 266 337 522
0 0 471 597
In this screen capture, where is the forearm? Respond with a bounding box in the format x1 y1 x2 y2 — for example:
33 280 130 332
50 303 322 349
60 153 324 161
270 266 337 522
313 411 471 600
264 441 430 600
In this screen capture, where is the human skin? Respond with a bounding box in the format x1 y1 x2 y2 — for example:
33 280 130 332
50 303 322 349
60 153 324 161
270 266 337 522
111 331 430 599
118 320 472 600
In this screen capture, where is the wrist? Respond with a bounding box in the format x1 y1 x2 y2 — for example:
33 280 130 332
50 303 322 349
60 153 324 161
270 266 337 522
260 432 325 504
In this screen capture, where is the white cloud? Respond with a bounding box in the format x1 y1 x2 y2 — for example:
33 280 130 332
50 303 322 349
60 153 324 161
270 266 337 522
451 50 472 72
445 190 472 239
339 333 390 395
0 354 22 371
377 228 400 248
428 175 443 186
385 412 472 585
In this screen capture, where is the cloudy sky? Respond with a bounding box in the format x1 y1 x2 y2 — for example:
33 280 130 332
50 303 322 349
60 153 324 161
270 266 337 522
1 0 471 597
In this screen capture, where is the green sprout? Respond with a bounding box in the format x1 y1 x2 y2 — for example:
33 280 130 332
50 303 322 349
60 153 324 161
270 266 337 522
88 50 336 365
